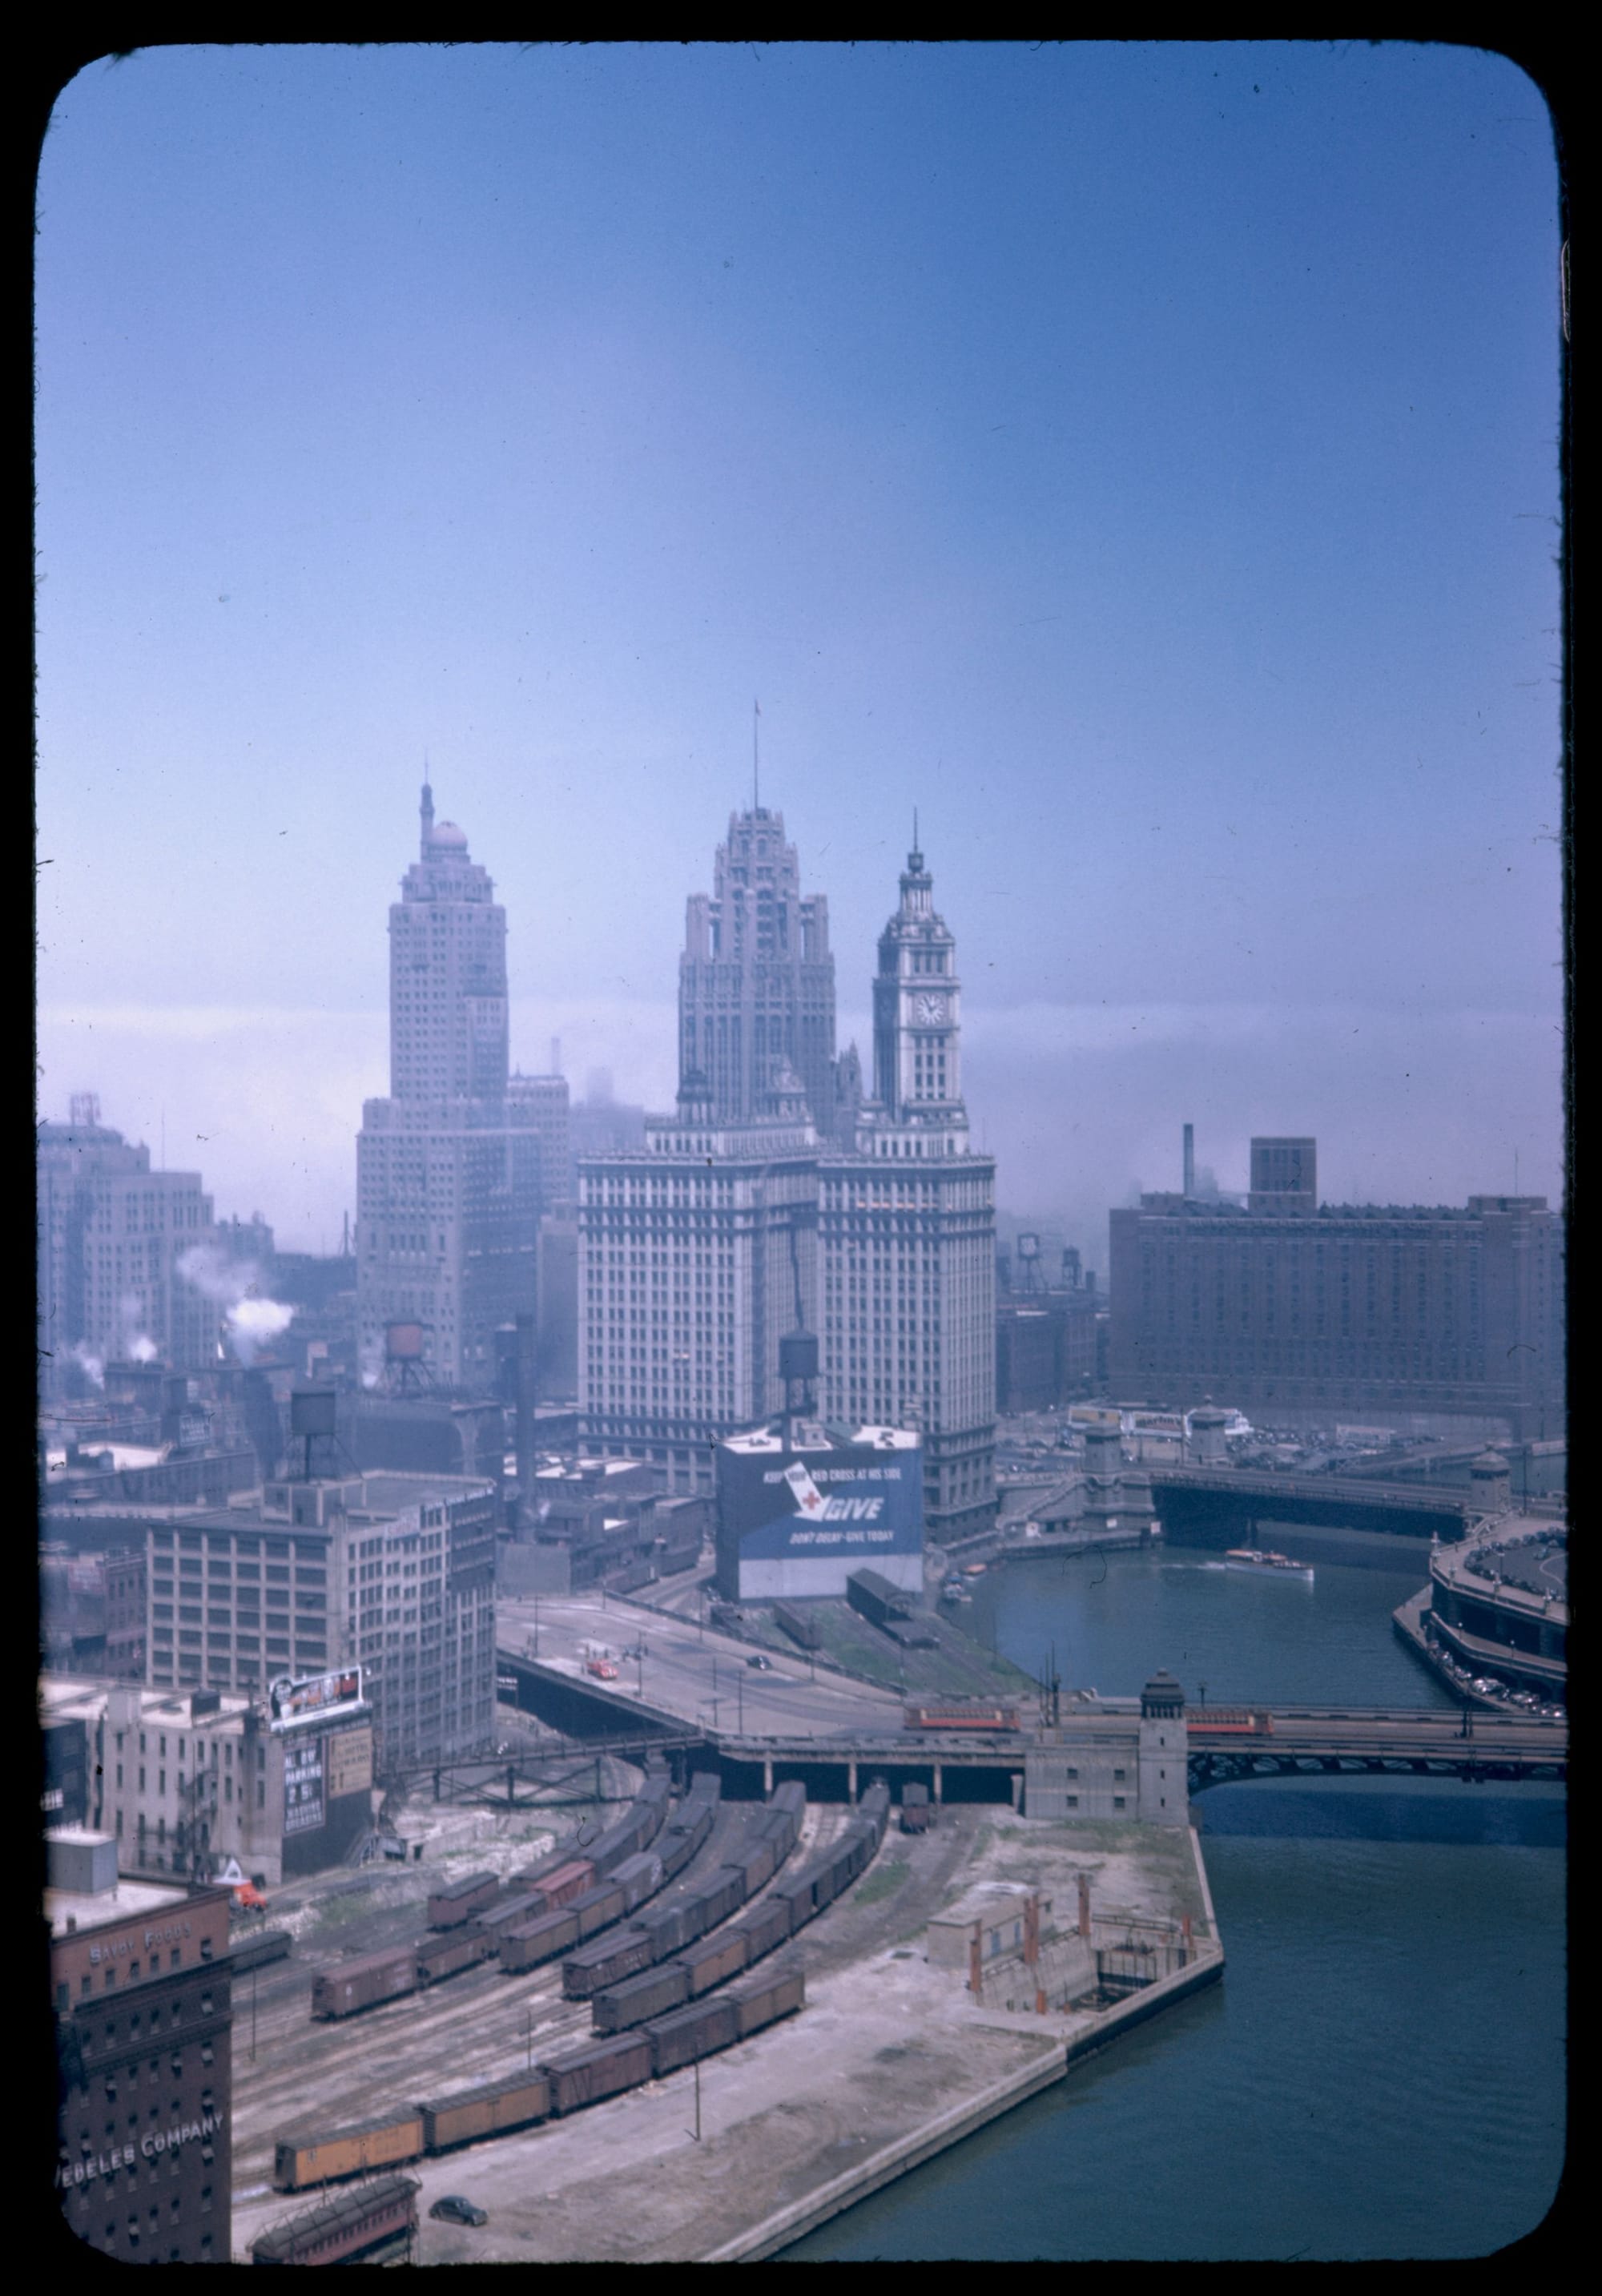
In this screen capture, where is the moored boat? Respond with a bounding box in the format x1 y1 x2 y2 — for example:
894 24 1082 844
1225 1547 1314 1582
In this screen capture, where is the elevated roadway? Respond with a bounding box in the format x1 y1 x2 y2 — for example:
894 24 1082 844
1186 1705 1567 1787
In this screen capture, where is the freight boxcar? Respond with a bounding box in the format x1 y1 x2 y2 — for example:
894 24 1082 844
252 2174 420 2265
497 1907 582 1972
645 1995 739 2076
688 1866 746 1931
529 1859 597 1914
416 1928 498 1986
858 1781 892 1845
637 1897 706 1959
426 1871 501 1931
562 1927 655 2000
310 1948 418 2021
770 1780 806 1819
732 1837 778 1897
419 2072 552 2154
272 2110 425 2191
728 1892 791 1965
472 1890 551 1939
542 2033 654 2115
229 1927 292 1974
570 1880 627 1940
591 1962 690 2034
612 1851 663 1912
900 1782 935 1834
770 1871 819 1927
729 1964 805 2040
676 1925 750 1998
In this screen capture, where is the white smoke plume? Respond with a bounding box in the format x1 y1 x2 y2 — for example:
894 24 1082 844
358 1336 385 1392
70 1341 105 1389
178 1243 296 1368
129 1334 159 1364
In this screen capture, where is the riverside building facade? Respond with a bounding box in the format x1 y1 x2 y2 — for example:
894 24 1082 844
819 837 996 1541
357 787 564 1392
581 812 996 1540
1109 1144 1565 1439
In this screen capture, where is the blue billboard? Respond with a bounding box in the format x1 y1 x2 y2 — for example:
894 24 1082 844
715 1424 924 1601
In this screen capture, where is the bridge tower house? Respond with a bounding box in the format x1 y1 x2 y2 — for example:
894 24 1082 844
1137 1669 1189 1827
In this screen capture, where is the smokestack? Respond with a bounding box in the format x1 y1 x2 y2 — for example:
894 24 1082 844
515 1311 536 1518
1183 1122 1195 1198
1077 1872 1091 1939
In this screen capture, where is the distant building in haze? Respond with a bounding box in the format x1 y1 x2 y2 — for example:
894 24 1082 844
356 787 566 1392
1109 1135 1565 1438
37 1097 223 1398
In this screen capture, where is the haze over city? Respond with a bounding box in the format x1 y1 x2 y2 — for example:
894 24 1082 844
35 42 1564 1257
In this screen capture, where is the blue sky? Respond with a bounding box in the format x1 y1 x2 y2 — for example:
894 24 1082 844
34 42 1564 1257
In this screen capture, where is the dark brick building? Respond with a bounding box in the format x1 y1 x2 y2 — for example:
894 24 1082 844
50 1875 231 2265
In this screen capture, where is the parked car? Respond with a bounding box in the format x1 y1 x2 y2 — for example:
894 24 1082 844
429 2196 489 2227
747 1653 773 1670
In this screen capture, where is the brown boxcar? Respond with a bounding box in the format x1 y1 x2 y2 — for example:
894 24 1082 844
419 2072 551 2153
272 2111 425 2191
310 1948 418 2020
613 1850 663 1912
570 1879 626 1940
425 1871 500 1930
770 1780 806 1818
562 1927 655 2000
542 2033 654 2115
677 1926 751 1997
497 1907 582 1972
731 1893 792 1964
693 1866 747 1929
645 1995 739 2076
591 1961 691 2033
473 1889 550 1937
730 1964 805 2040
416 1928 498 1986
533 1858 596 1912
735 1838 778 1896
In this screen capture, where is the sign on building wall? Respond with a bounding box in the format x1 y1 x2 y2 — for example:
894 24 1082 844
283 1734 325 1836
268 1666 364 1734
324 1724 374 1800
717 1428 924 1600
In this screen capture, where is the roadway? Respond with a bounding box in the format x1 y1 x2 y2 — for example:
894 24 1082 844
497 1592 906 1741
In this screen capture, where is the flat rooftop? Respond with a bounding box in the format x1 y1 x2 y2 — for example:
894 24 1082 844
46 1874 189 1939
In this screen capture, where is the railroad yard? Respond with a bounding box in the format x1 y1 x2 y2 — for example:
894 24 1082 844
231 1762 1219 2263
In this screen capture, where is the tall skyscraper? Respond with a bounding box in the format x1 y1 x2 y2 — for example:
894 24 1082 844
679 805 842 1138
580 808 997 1541
819 837 997 1541
357 787 562 1392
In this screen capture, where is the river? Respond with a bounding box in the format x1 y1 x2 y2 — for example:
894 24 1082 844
780 1536 1566 2260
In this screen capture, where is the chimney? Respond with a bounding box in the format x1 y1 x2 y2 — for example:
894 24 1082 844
515 1312 537 1518
1077 1872 1091 1939
1183 1122 1195 1198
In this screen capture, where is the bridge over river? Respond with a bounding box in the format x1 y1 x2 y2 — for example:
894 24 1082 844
1184 1704 1567 1788
1147 1464 1480 1541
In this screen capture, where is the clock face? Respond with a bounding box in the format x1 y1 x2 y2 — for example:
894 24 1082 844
914 992 947 1025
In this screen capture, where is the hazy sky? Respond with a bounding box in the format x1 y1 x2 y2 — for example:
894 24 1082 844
34 42 1564 1261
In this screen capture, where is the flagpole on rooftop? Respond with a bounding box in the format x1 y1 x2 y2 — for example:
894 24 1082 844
753 698 760 812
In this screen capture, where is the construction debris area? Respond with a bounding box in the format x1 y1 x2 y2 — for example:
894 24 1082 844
231 1771 1221 2264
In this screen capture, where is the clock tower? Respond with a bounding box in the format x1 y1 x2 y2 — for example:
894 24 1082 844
871 835 966 1139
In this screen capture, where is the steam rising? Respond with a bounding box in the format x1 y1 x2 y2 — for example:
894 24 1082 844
358 1336 385 1392
70 1341 106 1389
178 1243 296 1367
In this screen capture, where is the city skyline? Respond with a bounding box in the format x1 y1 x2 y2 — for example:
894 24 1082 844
35 44 1565 1259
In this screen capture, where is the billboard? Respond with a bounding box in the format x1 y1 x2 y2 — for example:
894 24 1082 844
282 1733 325 1837
268 1666 364 1734
716 1424 924 1601
324 1725 374 1800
